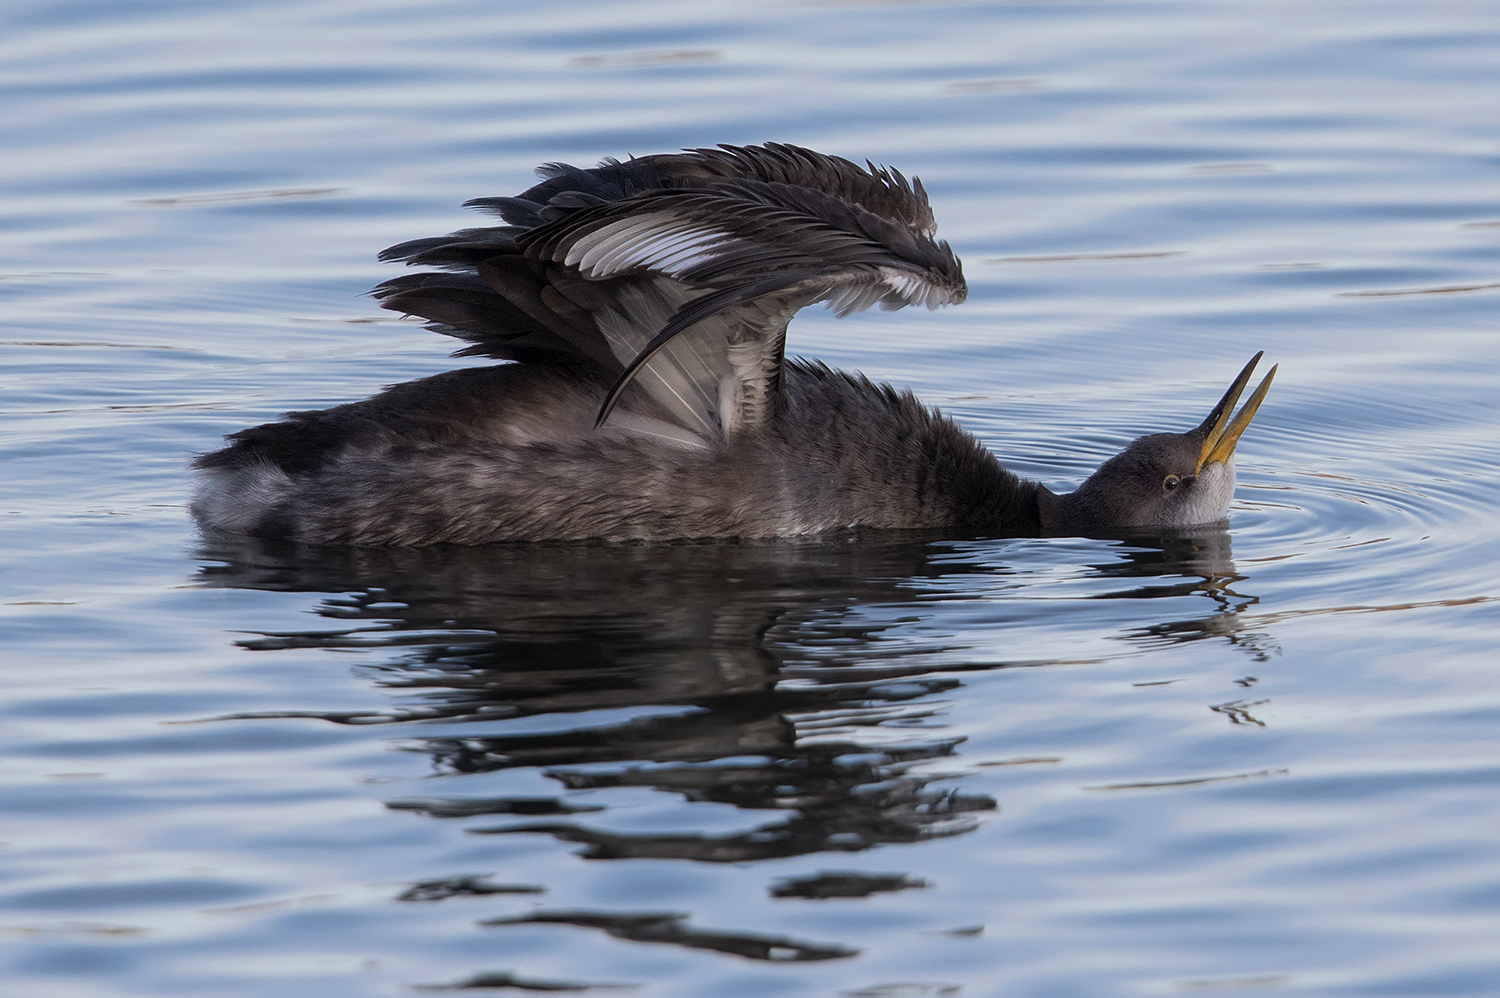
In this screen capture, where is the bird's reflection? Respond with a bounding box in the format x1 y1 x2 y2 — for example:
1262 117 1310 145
194 525 1266 869
1085 527 1280 661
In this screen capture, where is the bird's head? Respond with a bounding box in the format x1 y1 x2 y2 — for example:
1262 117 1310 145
1039 353 1276 533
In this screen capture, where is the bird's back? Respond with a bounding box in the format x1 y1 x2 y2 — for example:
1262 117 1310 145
195 143 993 545
194 360 1033 545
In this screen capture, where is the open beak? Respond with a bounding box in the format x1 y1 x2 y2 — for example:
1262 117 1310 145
1194 352 1277 474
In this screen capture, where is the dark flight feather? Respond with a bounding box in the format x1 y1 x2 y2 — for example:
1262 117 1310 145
372 142 965 440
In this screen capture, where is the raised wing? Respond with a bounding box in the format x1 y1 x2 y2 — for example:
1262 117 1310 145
375 143 966 446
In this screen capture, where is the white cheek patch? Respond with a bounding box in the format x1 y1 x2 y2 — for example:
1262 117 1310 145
1172 458 1237 525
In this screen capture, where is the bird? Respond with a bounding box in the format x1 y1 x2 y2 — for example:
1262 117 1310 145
192 142 1275 547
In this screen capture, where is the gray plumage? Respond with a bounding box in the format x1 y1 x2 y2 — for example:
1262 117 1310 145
193 143 1274 546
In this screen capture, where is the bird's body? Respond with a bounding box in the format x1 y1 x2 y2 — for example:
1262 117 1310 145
194 143 1273 546
193 360 1037 545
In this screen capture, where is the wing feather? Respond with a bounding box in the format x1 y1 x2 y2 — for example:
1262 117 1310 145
373 142 967 444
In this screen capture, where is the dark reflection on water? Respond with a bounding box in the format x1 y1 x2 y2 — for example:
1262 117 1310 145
1079 529 1278 662
480 909 860 962
771 871 928 899
415 969 637 993
190 528 1262 968
396 875 546 902
195 529 1254 824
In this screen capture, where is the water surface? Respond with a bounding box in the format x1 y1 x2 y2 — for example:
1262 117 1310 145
3 1 1500 995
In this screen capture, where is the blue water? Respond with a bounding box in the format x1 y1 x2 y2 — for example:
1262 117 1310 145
3 1 1500 995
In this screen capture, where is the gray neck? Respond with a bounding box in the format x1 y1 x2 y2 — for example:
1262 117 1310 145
954 473 1049 536
1034 484 1064 534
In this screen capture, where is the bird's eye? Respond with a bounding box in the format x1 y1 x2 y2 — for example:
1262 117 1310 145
1163 474 1182 492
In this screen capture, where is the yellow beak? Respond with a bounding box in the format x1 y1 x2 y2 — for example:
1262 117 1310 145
1194 353 1277 474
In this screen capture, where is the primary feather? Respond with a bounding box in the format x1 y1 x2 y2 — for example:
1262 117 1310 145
376 142 966 440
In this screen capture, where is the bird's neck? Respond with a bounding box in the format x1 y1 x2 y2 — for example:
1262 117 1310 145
1033 484 1064 533
949 469 1051 536
1032 482 1105 535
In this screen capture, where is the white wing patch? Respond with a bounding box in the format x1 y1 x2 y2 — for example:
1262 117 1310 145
591 279 808 443
821 267 961 317
823 279 887 317
563 214 962 316
565 213 734 279
877 265 955 309
594 281 725 439
544 200 965 443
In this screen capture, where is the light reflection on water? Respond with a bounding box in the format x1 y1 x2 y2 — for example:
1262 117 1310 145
3 1 1500 995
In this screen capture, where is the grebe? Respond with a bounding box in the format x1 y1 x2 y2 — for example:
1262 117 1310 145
193 143 1274 546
